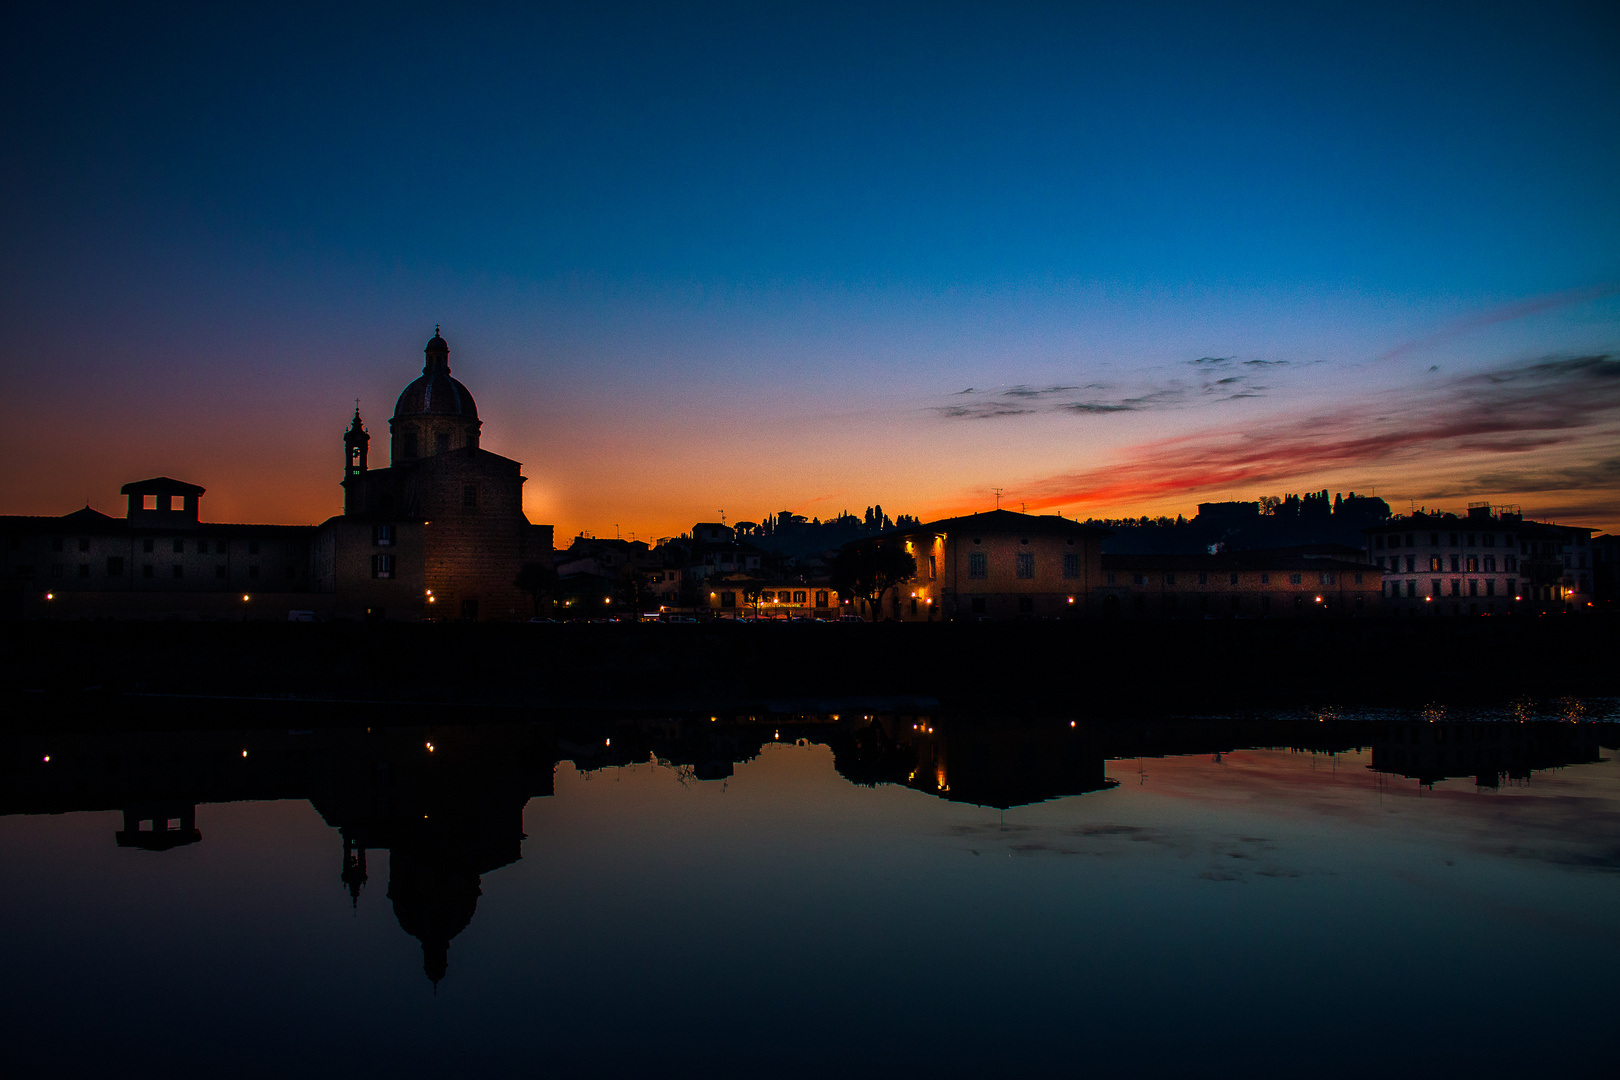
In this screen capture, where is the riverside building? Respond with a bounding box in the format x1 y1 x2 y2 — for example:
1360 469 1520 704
1365 504 1594 615
0 330 552 621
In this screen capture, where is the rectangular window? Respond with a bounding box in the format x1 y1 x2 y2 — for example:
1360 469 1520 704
172 565 183 579
1165 571 1177 585
374 524 394 546
1450 579 1460 596
106 557 123 576
815 590 829 608
911 596 920 615
968 552 987 579
1430 533 1440 546
793 590 806 604
172 539 184 553
1230 572 1239 586
1353 572 1363 584
1431 579 1441 596
1016 552 1034 579
51 564 63 578
215 565 228 579
1063 554 1079 579
1449 533 1459 547
463 485 478 509
1507 578 1516 597
761 591 775 601
77 538 90 553
1387 580 1398 598
217 540 228 554
1485 579 1495 597
1483 555 1495 572
1289 573 1302 585
720 591 736 608
142 494 158 510
1321 572 1335 586
143 538 154 553
1466 555 1479 572
1407 580 1418 598
1105 572 1116 585
1468 579 1479 596
1198 571 1208 585
1483 533 1495 547
929 555 937 580
1260 573 1269 584
1132 573 1146 586
1405 556 1416 573
51 537 64 552
371 554 395 579
142 564 153 578
1429 556 1442 571
436 433 452 454
248 540 259 555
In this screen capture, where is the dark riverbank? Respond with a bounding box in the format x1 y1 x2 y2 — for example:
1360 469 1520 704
3 616 1615 719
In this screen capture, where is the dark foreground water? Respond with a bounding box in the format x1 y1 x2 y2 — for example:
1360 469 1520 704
2 706 1617 1078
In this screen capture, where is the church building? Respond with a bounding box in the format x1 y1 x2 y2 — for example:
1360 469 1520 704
316 328 553 621
1 329 552 621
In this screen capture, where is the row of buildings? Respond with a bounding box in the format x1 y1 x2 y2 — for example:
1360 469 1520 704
1 329 1612 621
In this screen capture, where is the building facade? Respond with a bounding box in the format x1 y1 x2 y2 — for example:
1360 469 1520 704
1095 552 1382 618
856 510 1108 621
1365 505 1594 615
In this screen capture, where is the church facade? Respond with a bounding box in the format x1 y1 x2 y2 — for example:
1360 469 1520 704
0 330 552 621
312 329 552 621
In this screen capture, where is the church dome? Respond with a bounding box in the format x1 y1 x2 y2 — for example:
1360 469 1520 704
393 329 479 420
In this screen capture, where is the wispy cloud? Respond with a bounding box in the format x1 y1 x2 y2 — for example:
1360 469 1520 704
988 354 1620 517
1378 283 1620 362
935 361 1269 421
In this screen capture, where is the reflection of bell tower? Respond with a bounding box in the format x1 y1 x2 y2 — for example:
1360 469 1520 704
341 833 368 907
342 408 369 515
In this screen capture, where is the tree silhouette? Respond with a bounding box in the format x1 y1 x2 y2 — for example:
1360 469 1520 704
830 544 917 623
514 562 557 618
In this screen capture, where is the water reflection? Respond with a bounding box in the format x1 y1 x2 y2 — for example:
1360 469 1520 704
4 707 1615 990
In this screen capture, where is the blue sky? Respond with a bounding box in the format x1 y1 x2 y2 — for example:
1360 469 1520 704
4 2 1617 534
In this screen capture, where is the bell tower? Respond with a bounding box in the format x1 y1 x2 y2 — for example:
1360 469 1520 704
343 407 370 515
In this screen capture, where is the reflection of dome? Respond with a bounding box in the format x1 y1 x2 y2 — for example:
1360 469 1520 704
393 330 479 420
388 848 483 986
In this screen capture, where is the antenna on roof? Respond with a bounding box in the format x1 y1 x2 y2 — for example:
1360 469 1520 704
993 488 1003 509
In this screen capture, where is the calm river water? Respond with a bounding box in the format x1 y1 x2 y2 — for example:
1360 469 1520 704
2 706 1616 1078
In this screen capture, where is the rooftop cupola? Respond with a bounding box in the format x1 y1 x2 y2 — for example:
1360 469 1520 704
391 327 481 464
121 477 205 530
